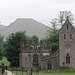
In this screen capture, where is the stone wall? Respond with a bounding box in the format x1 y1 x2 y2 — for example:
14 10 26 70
41 55 59 70
59 19 75 69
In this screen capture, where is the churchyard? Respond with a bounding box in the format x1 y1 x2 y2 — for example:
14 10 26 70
1 71 75 75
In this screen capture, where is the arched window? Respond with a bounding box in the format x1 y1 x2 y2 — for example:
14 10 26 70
47 61 52 70
64 34 66 39
66 53 70 64
70 34 72 39
33 54 38 63
67 24 68 30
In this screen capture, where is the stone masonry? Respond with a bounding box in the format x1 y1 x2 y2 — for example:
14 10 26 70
20 19 75 70
59 19 75 69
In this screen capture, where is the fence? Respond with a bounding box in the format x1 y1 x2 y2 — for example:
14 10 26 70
0 66 39 75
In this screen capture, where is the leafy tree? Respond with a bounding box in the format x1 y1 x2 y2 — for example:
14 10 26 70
4 31 28 67
0 35 4 60
46 19 59 53
31 35 39 45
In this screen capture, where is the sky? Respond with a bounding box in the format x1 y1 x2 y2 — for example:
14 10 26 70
0 0 75 26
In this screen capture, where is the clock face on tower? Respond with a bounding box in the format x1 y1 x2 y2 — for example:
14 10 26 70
65 44 70 49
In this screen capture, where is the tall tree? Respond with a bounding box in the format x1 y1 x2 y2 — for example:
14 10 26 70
31 35 39 45
4 31 28 67
0 35 4 60
58 11 74 26
46 18 59 53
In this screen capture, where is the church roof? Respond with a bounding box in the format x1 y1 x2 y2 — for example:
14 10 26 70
59 18 75 32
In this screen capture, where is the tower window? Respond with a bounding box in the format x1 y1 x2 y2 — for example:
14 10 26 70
66 53 70 64
64 34 66 39
67 24 68 30
70 34 72 39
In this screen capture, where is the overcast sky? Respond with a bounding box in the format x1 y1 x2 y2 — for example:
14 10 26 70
0 0 75 26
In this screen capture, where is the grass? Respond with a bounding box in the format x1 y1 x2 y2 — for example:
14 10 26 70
40 73 75 75
11 71 75 75
0 71 6 75
0 70 75 75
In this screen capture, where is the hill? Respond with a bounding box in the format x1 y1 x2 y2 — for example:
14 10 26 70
1 18 49 40
0 24 6 33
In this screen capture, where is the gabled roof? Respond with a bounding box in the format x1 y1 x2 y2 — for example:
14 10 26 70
59 18 75 32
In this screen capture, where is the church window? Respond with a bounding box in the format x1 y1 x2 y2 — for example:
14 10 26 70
64 34 66 39
70 34 72 39
66 53 70 64
33 54 38 63
67 24 68 30
47 61 52 70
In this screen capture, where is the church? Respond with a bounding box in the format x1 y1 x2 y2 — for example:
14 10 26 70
19 19 75 70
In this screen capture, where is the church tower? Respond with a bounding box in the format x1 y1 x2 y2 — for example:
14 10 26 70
59 19 75 69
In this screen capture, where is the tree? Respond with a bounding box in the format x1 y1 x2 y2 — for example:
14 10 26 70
0 35 4 60
58 11 74 26
31 35 39 45
46 11 74 53
46 18 59 53
4 31 28 67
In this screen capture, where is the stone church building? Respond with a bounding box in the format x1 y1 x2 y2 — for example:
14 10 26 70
19 19 75 70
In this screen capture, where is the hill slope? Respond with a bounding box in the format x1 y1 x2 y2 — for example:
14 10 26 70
0 25 6 33
1 18 49 40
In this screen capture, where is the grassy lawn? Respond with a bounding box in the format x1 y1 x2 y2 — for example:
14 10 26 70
11 71 75 75
40 73 75 75
0 71 6 75
0 71 75 75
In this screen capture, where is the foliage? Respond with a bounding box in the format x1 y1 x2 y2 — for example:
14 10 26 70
31 35 39 45
46 19 59 53
0 35 4 60
58 11 74 25
4 31 28 67
0 57 10 66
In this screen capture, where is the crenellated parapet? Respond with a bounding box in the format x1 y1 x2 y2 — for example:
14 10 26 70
20 40 51 54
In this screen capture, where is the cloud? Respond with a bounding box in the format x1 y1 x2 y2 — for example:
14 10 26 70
0 0 75 26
